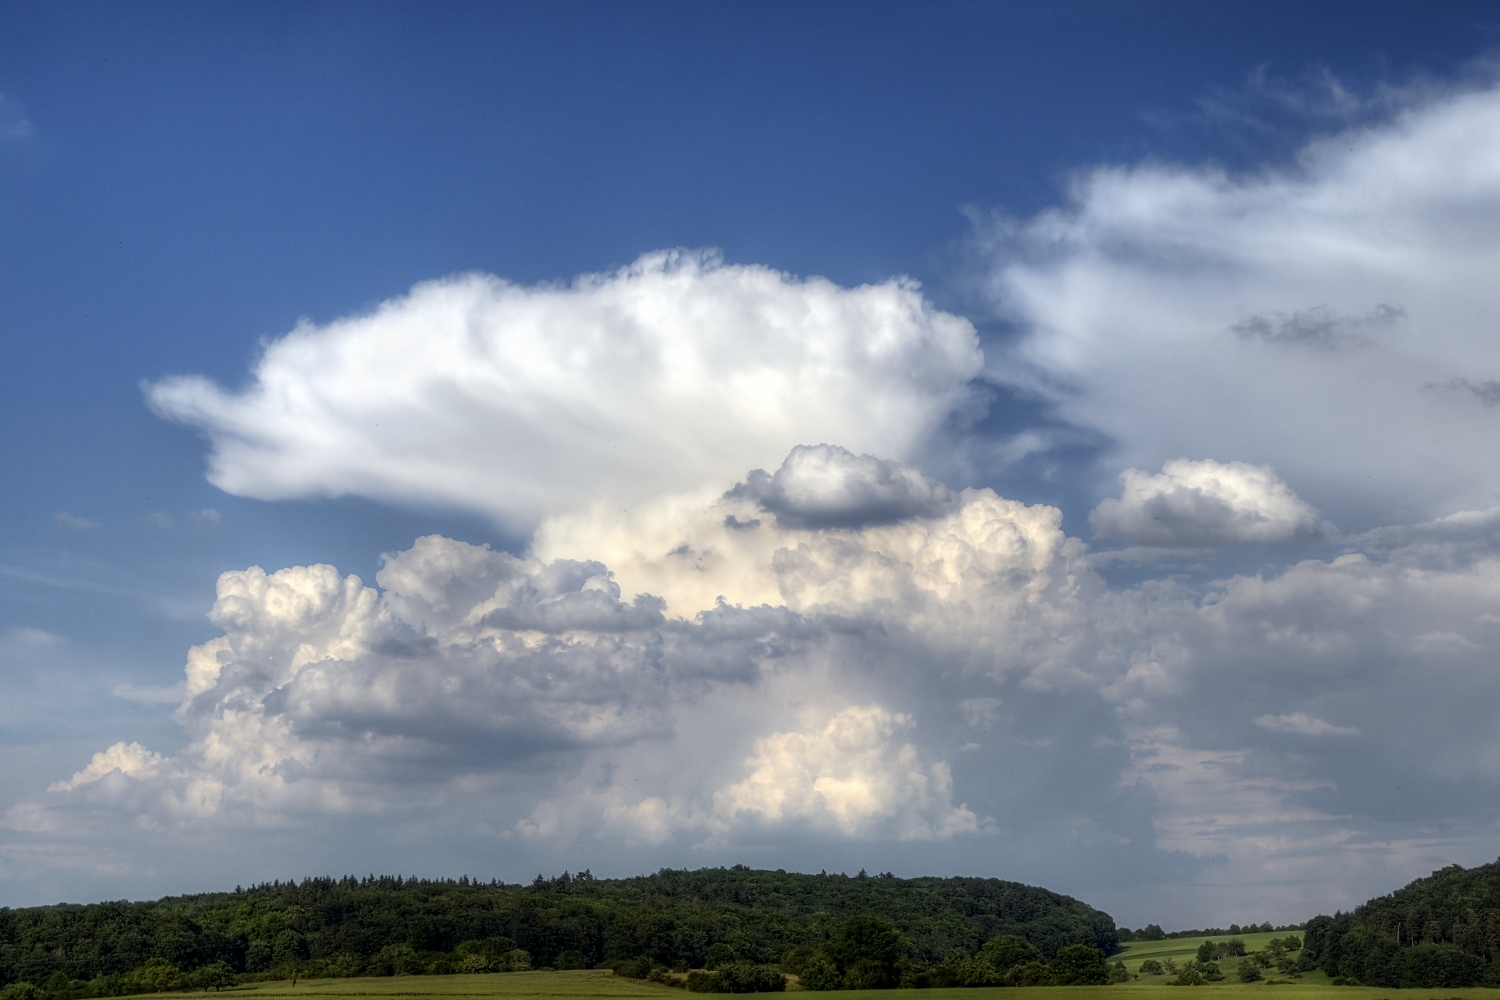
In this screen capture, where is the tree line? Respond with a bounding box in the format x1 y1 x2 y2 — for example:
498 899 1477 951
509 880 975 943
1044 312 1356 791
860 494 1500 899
0 866 1118 997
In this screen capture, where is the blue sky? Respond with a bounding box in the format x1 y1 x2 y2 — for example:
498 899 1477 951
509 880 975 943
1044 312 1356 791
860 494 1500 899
6 1 1500 925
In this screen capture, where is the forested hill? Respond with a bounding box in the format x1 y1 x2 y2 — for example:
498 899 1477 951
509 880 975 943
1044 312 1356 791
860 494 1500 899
0 866 1117 989
1305 857 1500 987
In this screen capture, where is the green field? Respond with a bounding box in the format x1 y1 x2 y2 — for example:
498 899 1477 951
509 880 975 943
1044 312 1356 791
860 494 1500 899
160 968 1500 1000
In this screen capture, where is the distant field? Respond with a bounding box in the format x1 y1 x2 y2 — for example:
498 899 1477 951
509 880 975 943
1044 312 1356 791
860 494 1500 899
1114 933 1322 978
170 968 1500 999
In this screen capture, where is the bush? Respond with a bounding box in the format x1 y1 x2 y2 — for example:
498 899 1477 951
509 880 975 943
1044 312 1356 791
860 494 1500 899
952 956 1002 987
555 950 589 971
687 971 722 993
980 934 1043 974
1007 960 1053 986
1238 962 1263 982
615 957 656 979
135 959 180 992
0 984 42 1000
798 955 840 991
1050 944 1109 986
1107 961 1131 983
369 943 418 976
717 962 787 993
1170 965 1205 986
1196 941 1217 963
1139 959 1165 976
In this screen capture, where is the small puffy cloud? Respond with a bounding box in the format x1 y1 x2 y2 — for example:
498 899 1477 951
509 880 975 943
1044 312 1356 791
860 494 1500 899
713 705 978 840
727 444 956 530
147 251 981 532
54 512 100 530
985 82 1500 528
50 742 167 792
1254 712 1359 737
1090 458 1329 546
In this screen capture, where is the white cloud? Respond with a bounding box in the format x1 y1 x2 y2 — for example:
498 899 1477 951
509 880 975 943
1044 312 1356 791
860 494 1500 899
53 512 100 530
147 251 981 532
1253 712 1359 737
1091 458 1330 546
50 742 167 792
39 472 1080 846
985 82 1500 529
713 705 979 840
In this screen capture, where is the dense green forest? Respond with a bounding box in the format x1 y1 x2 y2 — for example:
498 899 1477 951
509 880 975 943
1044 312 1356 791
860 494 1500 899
1305 856 1500 988
0 866 1118 997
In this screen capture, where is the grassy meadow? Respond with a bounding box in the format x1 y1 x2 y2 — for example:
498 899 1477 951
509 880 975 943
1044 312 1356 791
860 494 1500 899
158 960 1500 1000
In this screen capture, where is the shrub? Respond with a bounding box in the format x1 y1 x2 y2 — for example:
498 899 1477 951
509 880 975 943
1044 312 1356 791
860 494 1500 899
555 950 589 971
1170 965 1205 986
369 943 418 976
135 959 181 993
1107 961 1131 983
980 934 1043 974
1007 960 1053 986
1238 962 1263 983
687 971 722 993
615 957 656 979
952 956 1002 987
716 961 787 993
798 955 840 991
0 984 42 1000
1139 959 1165 976
190 961 237 991
1050 944 1109 986
506 949 532 972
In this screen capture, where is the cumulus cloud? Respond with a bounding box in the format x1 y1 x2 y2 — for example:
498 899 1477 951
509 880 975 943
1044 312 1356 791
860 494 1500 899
985 81 1500 529
51 743 167 792
147 251 981 532
37 473 1085 848
1090 458 1330 546
31 455 1500 921
713 705 978 840
727 444 956 530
